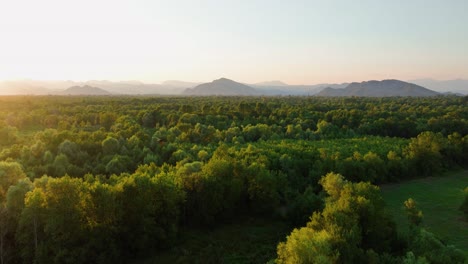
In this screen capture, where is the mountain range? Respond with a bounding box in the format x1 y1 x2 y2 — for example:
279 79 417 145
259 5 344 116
185 78 442 97
0 80 190 95
0 78 466 96
183 78 349 96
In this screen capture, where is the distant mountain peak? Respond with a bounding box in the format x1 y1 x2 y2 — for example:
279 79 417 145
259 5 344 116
316 79 439 97
62 85 111 95
183 78 258 96
214 77 232 82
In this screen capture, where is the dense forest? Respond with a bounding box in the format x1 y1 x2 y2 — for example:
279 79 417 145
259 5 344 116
0 95 467 263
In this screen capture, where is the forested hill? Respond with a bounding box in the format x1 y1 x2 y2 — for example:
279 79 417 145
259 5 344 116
316 79 439 97
183 78 258 95
61 85 111 95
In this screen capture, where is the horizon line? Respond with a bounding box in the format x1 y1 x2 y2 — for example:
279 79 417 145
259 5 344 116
1 77 467 87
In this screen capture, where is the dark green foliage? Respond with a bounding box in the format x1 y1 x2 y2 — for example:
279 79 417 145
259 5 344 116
461 187 468 220
286 186 323 226
115 172 184 256
0 161 26 201
408 229 465 264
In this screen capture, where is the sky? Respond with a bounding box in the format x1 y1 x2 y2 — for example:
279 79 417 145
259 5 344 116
0 0 467 85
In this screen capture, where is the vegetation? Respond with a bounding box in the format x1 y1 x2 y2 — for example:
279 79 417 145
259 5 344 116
134 217 291 264
461 186 468 220
276 173 465 263
381 171 468 253
0 95 466 263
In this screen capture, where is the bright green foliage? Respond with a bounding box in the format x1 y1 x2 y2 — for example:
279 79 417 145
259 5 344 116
277 173 399 263
277 228 338 264
404 198 423 227
404 132 445 177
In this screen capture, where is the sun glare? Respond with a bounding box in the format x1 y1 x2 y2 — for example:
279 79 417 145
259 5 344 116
0 1 467 84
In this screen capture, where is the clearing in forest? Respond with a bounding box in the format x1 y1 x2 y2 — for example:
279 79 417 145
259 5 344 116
381 170 468 253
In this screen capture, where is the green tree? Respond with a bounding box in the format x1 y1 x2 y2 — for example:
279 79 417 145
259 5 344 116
17 187 47 263
115 172 184 255
52 154 69 177
277 173 398 263
404 132 445 177
408 229 465 264
404 198 423 227
402 199 465 264
102 137 120 156
99 112 116 131
105 155 133 175
0 161 27 202
460 187 468 220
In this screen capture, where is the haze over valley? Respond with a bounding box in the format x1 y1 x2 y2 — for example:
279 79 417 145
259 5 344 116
1 78 467 96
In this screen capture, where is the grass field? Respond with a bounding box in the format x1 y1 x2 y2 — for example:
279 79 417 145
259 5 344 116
381 170 468 253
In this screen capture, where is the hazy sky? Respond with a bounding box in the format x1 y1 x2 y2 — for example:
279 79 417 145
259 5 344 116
0 0 467 84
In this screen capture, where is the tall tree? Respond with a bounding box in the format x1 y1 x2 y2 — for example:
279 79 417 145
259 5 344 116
277 173 399 263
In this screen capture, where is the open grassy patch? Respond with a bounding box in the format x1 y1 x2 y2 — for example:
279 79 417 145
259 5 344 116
381 170 468 253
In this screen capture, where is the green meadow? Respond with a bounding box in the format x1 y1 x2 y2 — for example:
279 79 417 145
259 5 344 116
381 170 468 253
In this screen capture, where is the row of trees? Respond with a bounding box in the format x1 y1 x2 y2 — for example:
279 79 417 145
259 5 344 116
1 124 467 184
1 165 184 263
1 96 467 139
